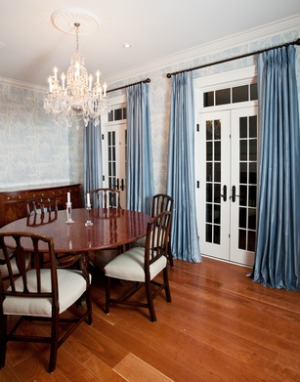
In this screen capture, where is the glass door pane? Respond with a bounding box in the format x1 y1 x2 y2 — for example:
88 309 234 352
230 106 257 266
197 111 231 261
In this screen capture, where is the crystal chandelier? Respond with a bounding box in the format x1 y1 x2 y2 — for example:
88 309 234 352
44 22 107 127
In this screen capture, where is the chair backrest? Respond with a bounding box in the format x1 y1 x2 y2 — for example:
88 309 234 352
151 194 173 217
0 232 59 313
0 247 16 279
145 211 172 271
90 188 121 209
26 197 59 216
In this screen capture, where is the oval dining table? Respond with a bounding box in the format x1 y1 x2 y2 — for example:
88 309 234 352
0 208 150 253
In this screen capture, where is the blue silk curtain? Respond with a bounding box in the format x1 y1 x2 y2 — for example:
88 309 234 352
252 46 300 290
84 120 103 206
166 72 201 262
126 83 153 214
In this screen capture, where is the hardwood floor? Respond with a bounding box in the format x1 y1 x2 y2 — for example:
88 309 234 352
1 257 300 382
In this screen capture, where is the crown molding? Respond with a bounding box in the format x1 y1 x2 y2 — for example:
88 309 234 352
0 76 46 92
105 13 300 85
1 14 300 90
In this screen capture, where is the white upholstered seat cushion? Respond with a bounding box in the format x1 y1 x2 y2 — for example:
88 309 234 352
104 247 167 282
0 249 30 278
3 269 90 317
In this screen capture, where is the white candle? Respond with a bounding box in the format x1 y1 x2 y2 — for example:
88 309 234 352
87 193 91 207
103 82 107 97
48 76 53 93
67 192 71 204
96 70 100 84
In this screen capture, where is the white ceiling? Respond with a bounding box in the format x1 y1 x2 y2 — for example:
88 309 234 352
1 0 300 88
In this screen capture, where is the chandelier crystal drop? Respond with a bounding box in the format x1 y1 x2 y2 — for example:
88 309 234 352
44 22 107 127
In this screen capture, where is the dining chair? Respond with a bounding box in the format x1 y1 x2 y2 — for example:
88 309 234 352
26 196 59 216
90 188 121 209
89 188 123 275
104 210 172 322
135 194 174 267
0 232 92 372
26 197 73 266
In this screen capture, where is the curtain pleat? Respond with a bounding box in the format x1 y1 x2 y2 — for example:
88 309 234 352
84 120 103 206
252 46 300 290
126 83 153 214
166 72 201 262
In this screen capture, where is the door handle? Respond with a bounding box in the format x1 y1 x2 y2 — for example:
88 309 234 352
231 185 240 202
220 185 227 201
120 178 124 191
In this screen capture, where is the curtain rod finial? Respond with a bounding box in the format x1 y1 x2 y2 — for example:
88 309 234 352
166 73 172 78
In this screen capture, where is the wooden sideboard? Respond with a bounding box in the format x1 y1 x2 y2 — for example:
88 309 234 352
0 184 82 228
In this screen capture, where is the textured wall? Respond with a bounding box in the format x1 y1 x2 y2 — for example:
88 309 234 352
0 28 299 193
0 84 82 190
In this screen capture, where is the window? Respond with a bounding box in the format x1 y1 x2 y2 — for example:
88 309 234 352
203 83 257 107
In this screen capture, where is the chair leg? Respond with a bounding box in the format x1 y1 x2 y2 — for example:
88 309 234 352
168 242 174 267
145 281 156 322
163 268 172 302
0 315 7 368
85 289 93 325
49 318 59 372
105 277 111 314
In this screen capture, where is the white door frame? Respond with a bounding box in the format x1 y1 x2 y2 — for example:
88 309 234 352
194 66 258 266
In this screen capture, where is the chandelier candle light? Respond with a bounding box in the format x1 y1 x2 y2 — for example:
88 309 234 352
44 22 107 127
85 192 93 226
66 192 74 223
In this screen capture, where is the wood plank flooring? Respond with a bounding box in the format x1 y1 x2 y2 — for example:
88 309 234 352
0 257 300 382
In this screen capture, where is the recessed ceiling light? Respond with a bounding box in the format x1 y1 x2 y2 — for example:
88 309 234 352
123 43 132 48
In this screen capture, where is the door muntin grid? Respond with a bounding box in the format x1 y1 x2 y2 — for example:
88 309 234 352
205 119 221 245
108 131 117 189
238 115 257 251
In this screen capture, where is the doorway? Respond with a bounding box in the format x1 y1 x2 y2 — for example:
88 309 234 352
196 105 258 266
102 103 127 208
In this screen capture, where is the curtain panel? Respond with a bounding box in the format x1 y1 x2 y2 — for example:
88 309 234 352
126 83 153 214
166 72 201 262
252 46 300 290
84 120 103 206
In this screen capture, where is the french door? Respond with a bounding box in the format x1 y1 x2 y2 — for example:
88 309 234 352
102 120 127 208
196 105 258 266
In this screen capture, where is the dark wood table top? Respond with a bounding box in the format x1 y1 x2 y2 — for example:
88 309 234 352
0 208 150 253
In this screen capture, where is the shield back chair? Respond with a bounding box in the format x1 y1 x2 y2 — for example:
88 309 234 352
0 232 92 373
90 188 121 209
135 194 174 267
26 196 59 217
89 188 123 274
104 210 172 322
26 197 72 266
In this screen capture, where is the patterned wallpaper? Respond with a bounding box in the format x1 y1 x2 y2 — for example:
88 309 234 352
0 27 299 193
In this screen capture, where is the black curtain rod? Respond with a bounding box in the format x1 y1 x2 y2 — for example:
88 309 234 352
166 38 300 78
107 78 151 93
